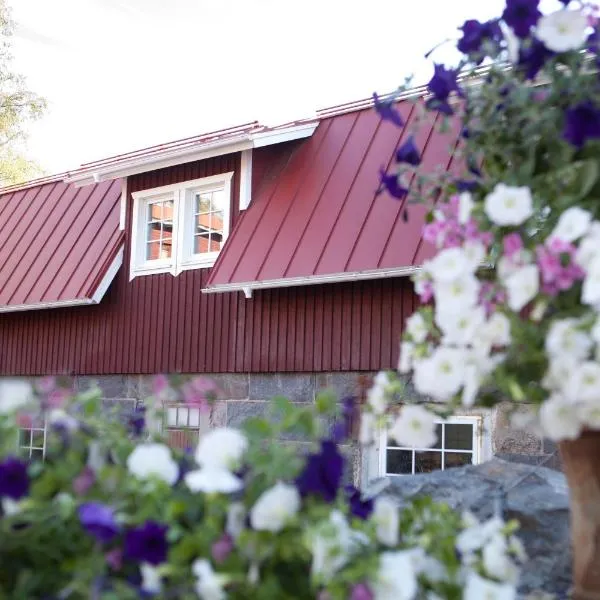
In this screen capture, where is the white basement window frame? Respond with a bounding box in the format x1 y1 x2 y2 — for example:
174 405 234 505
380 415 482 477
130 172 234 279
18 419 47 461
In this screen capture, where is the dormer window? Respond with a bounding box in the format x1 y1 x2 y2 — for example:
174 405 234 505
130 172 233 278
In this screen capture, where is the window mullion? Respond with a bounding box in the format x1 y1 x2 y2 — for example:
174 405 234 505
174 189 185 275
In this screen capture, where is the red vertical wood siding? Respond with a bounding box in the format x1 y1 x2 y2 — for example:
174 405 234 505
0 144 421 376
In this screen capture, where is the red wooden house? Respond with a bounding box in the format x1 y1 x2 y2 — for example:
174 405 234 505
0 94 558 478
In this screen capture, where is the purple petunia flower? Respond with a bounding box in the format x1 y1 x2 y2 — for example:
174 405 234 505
518 39 554 80
457 19 502 59
296 440 344 503
78 502 120 543
128 406 146 437
456 179 479 193
428 64 461 101
211 533 234 564
563 101 600 149
350 583 374 600
124 521 168 565
395 135 421 166
331 396 356 442
377 170 408 200
0 457 29 500
372 93 404 127
502 0 541 38
345 485 374 520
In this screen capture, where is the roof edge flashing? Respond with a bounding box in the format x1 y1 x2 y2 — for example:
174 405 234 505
203 266 421 296
64 122 318 187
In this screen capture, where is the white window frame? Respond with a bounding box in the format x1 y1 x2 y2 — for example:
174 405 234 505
17 420 47 460
379 415 483 477
130 172 233 279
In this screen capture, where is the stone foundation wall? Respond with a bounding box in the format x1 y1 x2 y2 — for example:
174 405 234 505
5 372 562 473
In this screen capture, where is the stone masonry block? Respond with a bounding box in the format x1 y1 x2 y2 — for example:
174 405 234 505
315 372 366 400
207 374 249 400
77 375 131 399
492 403 543 455
209 400 227 428
248 374 315 402
226 400 269 429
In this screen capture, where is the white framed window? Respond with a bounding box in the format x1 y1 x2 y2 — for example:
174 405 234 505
130 172 233 278
18 419 47 461
380 416 481 476
165 404 206 450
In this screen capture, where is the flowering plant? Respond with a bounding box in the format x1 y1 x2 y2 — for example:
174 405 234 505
370 0 600 447
0 379 523 599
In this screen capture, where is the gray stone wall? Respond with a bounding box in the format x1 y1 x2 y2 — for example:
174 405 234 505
4 372 561 472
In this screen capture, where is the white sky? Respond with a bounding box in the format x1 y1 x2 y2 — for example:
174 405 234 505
10 0 512 173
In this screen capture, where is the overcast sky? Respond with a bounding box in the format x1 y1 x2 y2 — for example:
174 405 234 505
8 0 526 173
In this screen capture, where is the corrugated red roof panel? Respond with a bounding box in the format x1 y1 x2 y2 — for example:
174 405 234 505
206 98 461 292
0 179 123 311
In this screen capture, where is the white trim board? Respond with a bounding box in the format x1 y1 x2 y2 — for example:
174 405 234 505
65 123 318 187
0 246 124 313
203 266 421 297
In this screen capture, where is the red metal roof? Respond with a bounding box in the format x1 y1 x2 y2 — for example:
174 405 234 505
0 179 124 312
206 98 462 293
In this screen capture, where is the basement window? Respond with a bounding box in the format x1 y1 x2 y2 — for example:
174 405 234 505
130 172 233 278
381 416 481 475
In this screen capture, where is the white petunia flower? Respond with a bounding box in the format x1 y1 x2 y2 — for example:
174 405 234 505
435 305 485 346
192 559 227 600
372 496 399 546
459 192 475 224
372 551 418 600
398 341 414 374
127 443 178 485
310 510 356 582
576 222 600 269
484 183 533 226
427 247 473 282
226 502 246 540
140 563 162 595
367 372 391 414
542 356 578 394
185 467 243 494
536 9 589 53
1 498 22 516
504 264 539 312
405 312 428 344
461 363 482 408
359 411 377 445
568 361 600 403
0 379 33 415
545 318 592 360
501 22 520 63
249 481 300 532
195 428 248 471
484 312 512 347
456 516 505 554
413 346 466 401
463 241 486 271
591 319 600 345
433 274 481 312
482 534 519 583
464 572 516 600
550 206 592 243
582 256 600 307
539 394 582 441
577 400 600 430
389 405 438 448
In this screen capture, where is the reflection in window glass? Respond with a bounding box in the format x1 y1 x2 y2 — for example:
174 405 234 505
194 190 225 255
385 420 477 475
146 200 174 260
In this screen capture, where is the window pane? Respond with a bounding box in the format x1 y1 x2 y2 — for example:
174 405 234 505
195 193 212 214
444 452 473 469
195 233 210 254
386 449 412 474
167 407 177 427
212 211 224 235
146 241 161 260
30 448 44 461
210 189 226 211
415 451 442 473
147 222 162 242
160 239 172 259
177 407 189 427
189 408 200 427
31 430 45 448
445 423 473 451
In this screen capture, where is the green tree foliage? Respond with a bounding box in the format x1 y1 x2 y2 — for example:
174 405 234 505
0 0 45 186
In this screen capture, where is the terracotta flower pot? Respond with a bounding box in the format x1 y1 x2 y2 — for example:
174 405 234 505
560 431 600 600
